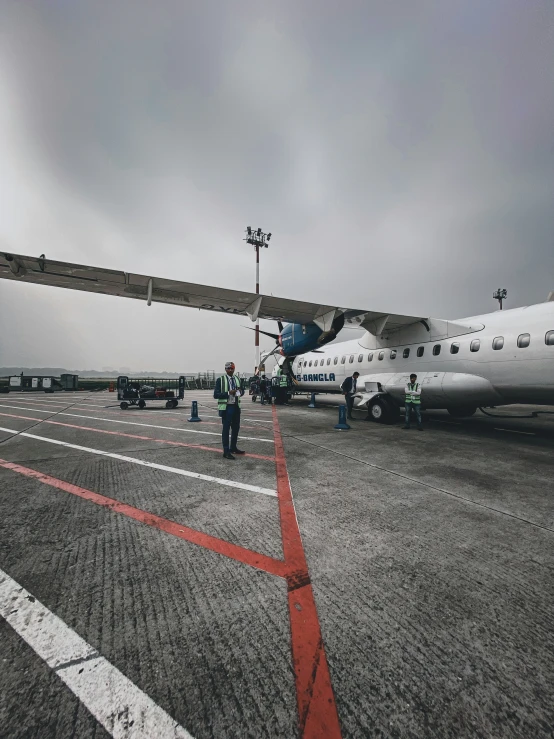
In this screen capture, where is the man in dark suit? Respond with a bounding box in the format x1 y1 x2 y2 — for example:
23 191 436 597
214 362 245 459
341 371 360 419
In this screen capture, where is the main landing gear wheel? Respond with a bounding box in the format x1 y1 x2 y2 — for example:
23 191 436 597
120 402 129 410
138 399 146 409
367 397 396 424
447 406 477 418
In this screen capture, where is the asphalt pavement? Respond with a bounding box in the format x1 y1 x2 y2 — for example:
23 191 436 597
0 390 552 738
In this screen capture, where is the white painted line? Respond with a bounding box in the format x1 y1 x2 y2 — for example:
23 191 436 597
0 426 277 497
1 398 276 424
0 404 274 444
494 427 536 436
0 568 194 739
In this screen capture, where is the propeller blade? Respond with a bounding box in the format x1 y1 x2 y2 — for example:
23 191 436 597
243 326 280 341
277 321 283 333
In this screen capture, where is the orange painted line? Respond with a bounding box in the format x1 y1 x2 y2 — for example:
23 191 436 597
0 412 275 462
271 407 342 738
0 457 288 578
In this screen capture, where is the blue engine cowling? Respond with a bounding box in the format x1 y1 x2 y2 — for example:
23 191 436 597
279 314 345 356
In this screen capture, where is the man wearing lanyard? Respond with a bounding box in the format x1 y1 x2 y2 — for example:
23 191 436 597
214 361 246 459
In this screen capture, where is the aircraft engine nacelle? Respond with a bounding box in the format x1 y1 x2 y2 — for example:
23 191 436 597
279 314 345 356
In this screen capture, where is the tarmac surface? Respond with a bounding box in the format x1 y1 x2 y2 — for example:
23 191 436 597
0 389 553 738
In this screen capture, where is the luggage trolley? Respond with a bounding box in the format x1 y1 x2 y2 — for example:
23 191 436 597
117 376 185 410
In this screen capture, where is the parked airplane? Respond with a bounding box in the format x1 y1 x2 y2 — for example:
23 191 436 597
1 251 553 421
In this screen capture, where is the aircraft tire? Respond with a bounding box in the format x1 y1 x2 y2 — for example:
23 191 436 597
367 397 396 424
447 406 477 418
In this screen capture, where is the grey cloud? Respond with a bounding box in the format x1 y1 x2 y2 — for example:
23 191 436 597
1 0 553 372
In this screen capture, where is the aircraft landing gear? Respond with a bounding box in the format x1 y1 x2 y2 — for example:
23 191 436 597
367 397 396 424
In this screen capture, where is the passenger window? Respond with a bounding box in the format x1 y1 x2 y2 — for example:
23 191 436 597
470 339 480 352
334 357 338 365
517 333 530 348
492 336 504 350
390 350 397 359
358 354 363 362
349 355 354 363
417 346 424 357
378 351 385 360
546 330 554 346
450 343 460 354
368 353 373 362
309 360 313 367
403 348 410 359
341 356 346 364
327 358 331 365
432 345 441 356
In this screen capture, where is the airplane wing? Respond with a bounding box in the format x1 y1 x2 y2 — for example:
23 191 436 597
0 251 425 333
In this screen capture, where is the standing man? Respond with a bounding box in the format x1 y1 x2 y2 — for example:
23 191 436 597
259 375 268 405
341 371 360 419
403 373 423 430
214 362 245 459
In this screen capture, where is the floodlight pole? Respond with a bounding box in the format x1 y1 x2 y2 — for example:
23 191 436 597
244 227 272 374
493 288 507 310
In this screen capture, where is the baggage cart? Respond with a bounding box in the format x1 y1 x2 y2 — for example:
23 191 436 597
117 376 185 410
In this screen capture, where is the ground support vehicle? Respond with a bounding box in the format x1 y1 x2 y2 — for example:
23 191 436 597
117 376 185 410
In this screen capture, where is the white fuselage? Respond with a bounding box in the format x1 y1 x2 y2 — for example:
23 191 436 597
286 302 554 409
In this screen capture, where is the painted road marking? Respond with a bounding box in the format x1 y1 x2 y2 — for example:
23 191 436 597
0 404 274 444
0 412 275 462
494 428 536 436
0 567 194 738
0 460 287 576
0 427 277 497
3 398 276 424
0 400 271 431
271 407 342 737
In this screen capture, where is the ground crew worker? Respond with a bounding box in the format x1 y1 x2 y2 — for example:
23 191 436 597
403 373 423 430
341 371 360 419
277 365 290 405
214 362 245 459
259 375 268 405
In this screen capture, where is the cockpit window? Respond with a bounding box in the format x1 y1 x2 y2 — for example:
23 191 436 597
378 351 385 360
432 345 441 356
368 353 373 362
450 343 459 354
417 346 424 357
403 348 410 358
358 354 363 362
390 350 397 359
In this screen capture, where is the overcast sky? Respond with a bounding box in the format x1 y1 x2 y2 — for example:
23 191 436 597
1 0 553 373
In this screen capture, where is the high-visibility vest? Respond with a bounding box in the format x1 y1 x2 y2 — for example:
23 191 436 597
276 368 288 387
217 374 241 411
405 382 421 404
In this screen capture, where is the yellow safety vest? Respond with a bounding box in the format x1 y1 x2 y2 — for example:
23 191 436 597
217 374 241 411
